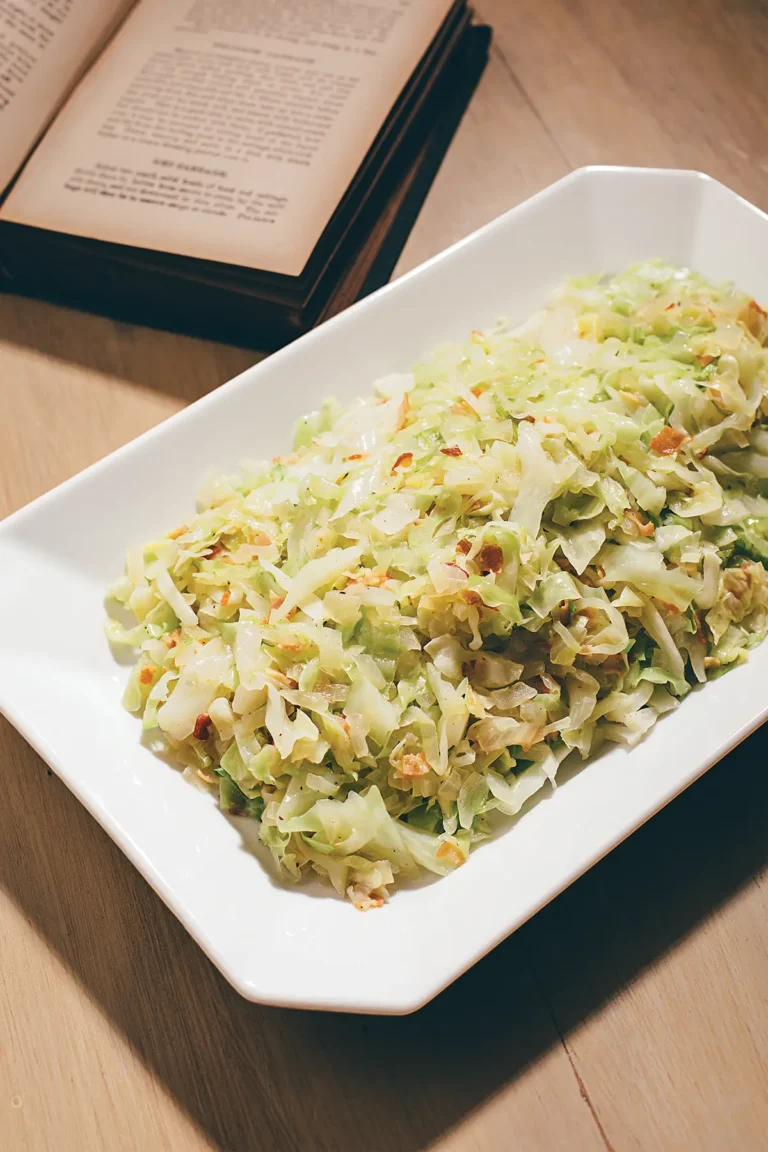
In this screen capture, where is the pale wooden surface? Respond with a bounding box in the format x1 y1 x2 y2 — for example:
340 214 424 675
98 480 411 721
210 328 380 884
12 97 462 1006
2 1 767 1148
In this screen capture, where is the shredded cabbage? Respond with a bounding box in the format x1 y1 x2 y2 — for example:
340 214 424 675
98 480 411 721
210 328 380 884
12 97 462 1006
107 262 768 908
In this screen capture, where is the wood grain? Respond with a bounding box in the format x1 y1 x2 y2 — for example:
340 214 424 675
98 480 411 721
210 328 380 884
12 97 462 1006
1 2 767 1149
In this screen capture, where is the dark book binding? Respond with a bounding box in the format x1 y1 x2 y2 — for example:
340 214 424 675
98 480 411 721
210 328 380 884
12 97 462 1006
0 14 490 349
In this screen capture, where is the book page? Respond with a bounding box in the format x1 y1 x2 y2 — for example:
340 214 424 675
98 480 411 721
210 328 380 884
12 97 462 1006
0 0 455 277
0 0 135 192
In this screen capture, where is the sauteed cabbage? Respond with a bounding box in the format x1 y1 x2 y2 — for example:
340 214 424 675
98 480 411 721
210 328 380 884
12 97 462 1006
107 262 768 908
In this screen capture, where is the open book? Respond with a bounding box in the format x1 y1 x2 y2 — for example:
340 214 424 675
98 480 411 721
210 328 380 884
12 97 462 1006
0 0 489 346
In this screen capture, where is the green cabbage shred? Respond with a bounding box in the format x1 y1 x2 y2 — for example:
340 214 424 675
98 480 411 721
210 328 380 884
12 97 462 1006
106 262 768 908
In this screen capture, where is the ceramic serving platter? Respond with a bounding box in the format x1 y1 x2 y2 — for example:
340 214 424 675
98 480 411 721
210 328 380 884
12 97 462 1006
1 167 766 1013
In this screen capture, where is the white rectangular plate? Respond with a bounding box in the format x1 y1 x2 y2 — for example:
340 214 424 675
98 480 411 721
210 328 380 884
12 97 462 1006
1 166 767 1014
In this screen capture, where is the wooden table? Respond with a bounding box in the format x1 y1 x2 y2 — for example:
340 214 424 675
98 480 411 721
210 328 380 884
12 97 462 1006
2 2 767 1148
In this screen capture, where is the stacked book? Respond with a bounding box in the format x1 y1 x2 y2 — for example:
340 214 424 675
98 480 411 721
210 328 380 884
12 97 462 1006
0 0 490 347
